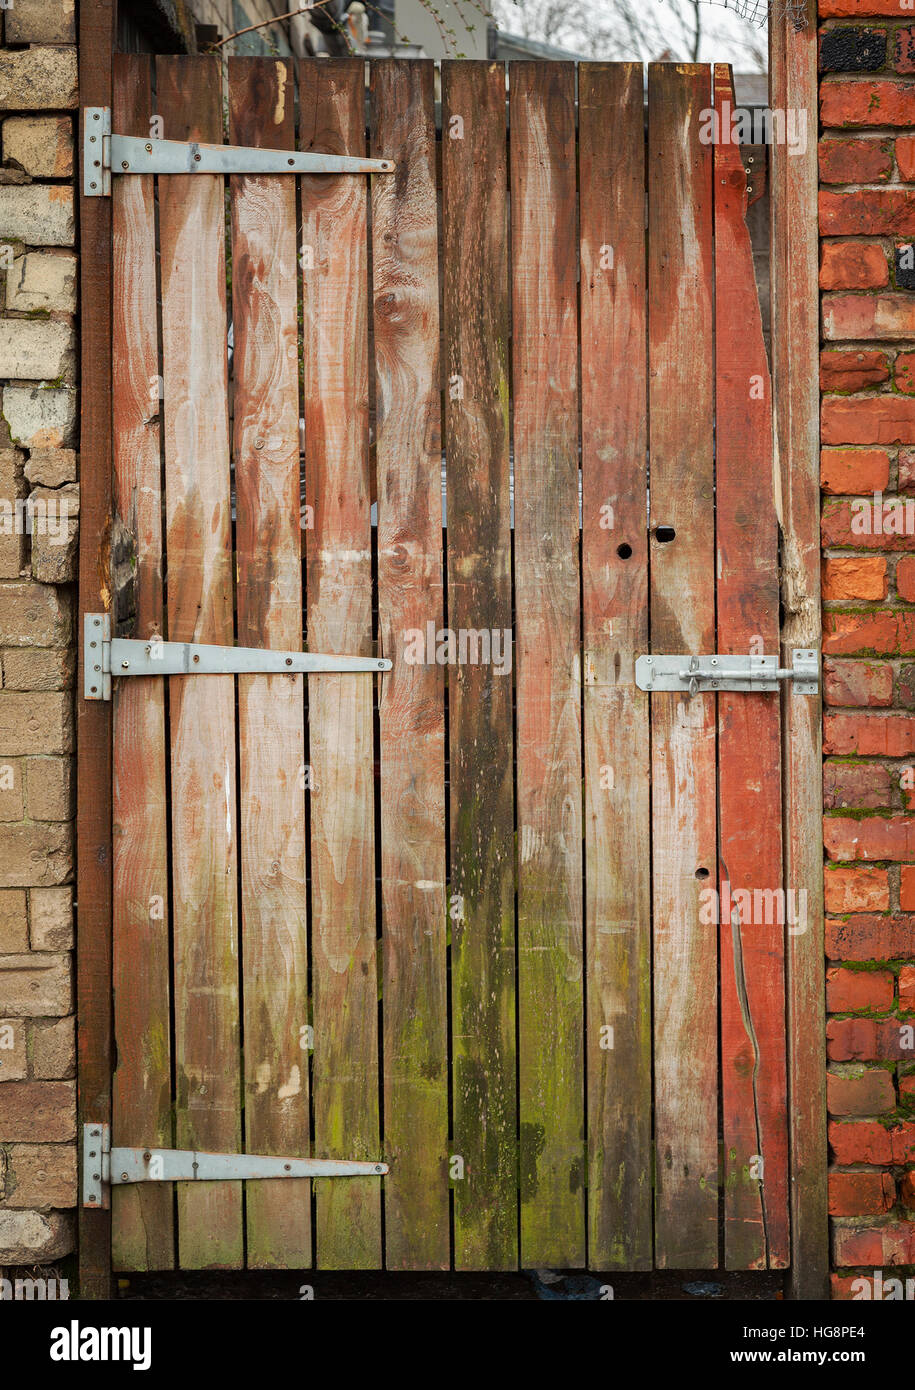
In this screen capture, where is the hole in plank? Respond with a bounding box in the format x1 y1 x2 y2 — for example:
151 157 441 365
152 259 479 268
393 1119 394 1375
695 867 710 880
655 525 676 544
617 543 632 560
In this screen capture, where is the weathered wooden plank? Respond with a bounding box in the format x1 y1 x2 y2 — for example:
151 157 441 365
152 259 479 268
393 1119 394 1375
157 54 242 1269
301 57 382 1269
713 64 789 1272
111 52 173 1272
229 55 310 1270
77 0 116 1302
580 61 652 1272
647 63 719 1269
769 3 829 1300
509 60 585 1268
371 59 450 1270
441 59 517 1272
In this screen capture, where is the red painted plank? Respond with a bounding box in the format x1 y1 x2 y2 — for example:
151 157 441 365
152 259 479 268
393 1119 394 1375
371 58 450 1270
714 64 789 1271
229 55 310 1270
647 63 719 1269
157 54 242 1269
111 52 173 1272
580 61 652 1271
509 61 585 1268
301 57 382 1269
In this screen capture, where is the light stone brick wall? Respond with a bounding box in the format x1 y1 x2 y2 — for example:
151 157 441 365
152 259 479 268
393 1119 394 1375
0 0 77 1272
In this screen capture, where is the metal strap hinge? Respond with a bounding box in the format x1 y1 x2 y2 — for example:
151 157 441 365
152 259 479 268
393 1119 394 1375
83 107 394 196
84 614 390 701
82 1125 387 1208
635 650 819 696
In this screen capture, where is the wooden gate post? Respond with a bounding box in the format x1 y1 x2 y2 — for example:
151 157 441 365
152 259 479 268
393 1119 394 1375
77 0 115 1300
770 0 829 1300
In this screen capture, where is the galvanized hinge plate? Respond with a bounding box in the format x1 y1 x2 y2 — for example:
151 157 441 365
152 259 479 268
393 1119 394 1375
83 1124 387 1207
83 107 394 196
635 650 819 696
84 613 390 701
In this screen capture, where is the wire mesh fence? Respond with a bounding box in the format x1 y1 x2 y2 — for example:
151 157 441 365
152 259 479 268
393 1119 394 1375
697 0 809 26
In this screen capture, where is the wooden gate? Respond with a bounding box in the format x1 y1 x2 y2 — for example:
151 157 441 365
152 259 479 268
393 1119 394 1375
100 53 796 1273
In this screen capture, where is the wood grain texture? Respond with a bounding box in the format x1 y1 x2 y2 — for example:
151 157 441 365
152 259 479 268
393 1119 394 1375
509 61 585 1268
77 0 116 1301
157 55 242 1270
111 53 173 1272
713 65 789 1272
371 59 450 1270
647 63 719 1269
441 60 517 1271
769 4 829 1300
301 58 382 1269
580 62 652 1271
229 56 310 1270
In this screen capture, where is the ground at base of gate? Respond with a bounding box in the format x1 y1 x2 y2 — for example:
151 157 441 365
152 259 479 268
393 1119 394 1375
114 1270 785 1302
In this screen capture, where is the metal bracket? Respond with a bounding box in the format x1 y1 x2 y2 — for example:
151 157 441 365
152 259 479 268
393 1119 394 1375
82 1125 387 1207
635 649 819 696
83 107 394 196
84 614 390 701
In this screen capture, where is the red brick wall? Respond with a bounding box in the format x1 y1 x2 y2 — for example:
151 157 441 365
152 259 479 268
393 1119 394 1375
819 0 915 1298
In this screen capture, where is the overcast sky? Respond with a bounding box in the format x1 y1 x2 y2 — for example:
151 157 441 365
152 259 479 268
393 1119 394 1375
492 0 769 71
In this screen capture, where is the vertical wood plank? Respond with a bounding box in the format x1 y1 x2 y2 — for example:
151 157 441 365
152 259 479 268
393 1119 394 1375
647 63 719 1269
229 55 310 1270
580 62 652 1271
301 57 382 1269
510 60 585 1268
111 52 173 1272
769 1 829 1300
157 54 242 1269
371 59 450 1269
77 0 116 1301
713 64 789 1271
442 59 517 1271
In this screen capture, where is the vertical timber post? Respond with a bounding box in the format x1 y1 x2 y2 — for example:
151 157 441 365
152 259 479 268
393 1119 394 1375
77 0 116 1299
769 0 830 1300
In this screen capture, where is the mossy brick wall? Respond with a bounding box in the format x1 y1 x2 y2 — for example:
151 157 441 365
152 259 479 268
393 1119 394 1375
819 0 915 1297
0 0 78 1270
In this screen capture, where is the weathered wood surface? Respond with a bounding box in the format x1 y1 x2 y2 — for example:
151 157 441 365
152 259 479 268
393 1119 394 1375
769 4 829 1299
111 52 173 1272
77 0 116 1300
509 61 585 1268
157 54 242 1269
229 56 310 1269
100 56 807 1277
580 62 652 1271
301 57 382 1270
713 64 789 1271
648 63 719 1269
371 59 450 1270
442 59 517 1271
